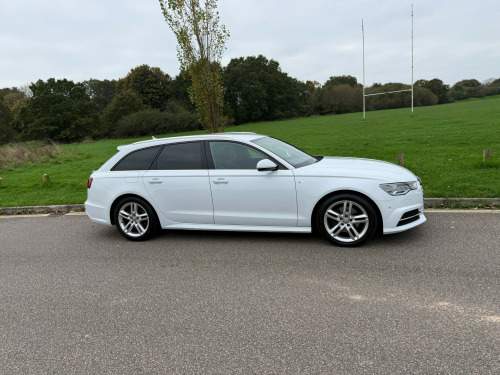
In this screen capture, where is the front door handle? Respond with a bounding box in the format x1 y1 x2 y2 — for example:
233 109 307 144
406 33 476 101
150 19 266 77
213 178 229 185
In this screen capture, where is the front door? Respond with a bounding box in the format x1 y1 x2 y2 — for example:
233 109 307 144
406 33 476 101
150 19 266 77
208 141 297 227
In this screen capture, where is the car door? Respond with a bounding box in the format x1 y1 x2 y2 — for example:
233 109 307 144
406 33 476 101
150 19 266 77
143 141 213 224
207 141 297 226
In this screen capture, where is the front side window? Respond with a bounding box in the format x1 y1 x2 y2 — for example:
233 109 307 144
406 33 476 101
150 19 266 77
154 142 203 170
112 146 161 171
252 137 317 168
209 141 267 169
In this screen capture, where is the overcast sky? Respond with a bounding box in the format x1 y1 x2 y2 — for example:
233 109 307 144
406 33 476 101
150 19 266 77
1 0 499 89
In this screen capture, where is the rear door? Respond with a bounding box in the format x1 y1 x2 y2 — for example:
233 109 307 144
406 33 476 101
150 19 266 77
143 141 213 224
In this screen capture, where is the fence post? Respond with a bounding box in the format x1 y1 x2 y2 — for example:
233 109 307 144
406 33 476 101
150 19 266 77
43 174 50 182
483 149 492 163
398 153 405 166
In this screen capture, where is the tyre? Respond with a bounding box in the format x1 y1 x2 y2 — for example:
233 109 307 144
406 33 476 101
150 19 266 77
317 194 377 247
114 197 158 241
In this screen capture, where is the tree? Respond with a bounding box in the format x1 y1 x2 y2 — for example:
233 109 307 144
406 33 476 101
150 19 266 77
159 0 229 133
0 100 15 144
483 77 500 96
320 84 362 114
223 55 305 124
116 65 171 110
171 70 193 109
102 90 144 136
415 78 450 104
449 79 484 101
18 79 99 143
83 79 117 111
323 75 358 88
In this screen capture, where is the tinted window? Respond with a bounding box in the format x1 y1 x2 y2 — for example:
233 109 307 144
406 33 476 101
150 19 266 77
209 141 267 169
113 146 161 171
154 142 203 170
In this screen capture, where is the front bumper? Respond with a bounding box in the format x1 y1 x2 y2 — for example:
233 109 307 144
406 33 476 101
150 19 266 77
378 190 426 235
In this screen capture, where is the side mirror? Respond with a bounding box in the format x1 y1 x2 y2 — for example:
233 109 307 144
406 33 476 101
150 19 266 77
256 159 278 172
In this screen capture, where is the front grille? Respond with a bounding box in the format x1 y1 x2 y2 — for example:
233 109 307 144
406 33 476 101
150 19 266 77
397 209 421 227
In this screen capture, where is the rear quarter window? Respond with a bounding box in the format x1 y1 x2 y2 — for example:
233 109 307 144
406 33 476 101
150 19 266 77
112 146 161 171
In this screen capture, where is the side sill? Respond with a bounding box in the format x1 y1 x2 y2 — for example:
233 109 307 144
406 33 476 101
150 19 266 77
162 223 311 233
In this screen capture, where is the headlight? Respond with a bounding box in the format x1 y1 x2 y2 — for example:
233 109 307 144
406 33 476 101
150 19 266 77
380 181 418 196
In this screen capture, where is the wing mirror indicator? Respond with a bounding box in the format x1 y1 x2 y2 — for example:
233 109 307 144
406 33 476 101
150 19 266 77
257 159 278 172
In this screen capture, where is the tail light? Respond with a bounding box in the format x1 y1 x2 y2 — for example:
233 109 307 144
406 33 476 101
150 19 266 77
87 177 93 189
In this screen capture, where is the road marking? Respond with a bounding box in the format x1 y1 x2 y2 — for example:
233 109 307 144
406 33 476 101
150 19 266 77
0 214 51 218
425 209 500 213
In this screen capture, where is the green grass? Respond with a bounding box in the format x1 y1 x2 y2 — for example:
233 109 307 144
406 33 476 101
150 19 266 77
0 96 499 207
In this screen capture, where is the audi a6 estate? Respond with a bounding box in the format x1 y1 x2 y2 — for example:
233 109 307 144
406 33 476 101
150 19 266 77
85 132 426 246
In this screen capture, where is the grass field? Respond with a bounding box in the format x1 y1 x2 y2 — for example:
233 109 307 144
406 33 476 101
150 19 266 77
0 96 499 207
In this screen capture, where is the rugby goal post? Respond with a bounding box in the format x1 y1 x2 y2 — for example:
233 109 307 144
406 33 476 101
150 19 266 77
362 4 414 119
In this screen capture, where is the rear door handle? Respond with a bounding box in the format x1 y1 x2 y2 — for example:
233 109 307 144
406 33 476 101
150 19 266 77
148 178 163 184
213 178 229 185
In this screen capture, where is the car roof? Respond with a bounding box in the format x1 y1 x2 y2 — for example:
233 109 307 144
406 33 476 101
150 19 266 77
117 132 264 151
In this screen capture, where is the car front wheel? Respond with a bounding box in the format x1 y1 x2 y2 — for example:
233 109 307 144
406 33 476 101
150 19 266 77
317 194 377 247
114 197 158 241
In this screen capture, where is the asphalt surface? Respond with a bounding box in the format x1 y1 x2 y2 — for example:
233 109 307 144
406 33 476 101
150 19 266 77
1 211 499 374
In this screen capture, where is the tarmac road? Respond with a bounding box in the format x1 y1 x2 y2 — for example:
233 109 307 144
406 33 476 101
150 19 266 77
1 211 499 374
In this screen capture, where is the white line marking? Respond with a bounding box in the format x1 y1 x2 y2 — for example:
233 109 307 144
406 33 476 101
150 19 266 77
425 209 500 213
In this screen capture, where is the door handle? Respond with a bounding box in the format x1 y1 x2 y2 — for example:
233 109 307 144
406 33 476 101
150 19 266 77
148 178 163 184
213 178 229 185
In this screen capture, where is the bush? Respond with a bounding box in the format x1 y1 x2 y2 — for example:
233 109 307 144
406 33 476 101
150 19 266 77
320 84 362 114
413 87 439 107
114 102 200 138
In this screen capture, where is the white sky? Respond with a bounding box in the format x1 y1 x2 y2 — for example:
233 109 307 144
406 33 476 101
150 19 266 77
1 0 499 89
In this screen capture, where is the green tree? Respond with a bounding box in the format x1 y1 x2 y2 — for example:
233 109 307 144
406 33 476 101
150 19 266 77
415 78 450 104
223 55 305 124
116 65 171 110
102 90 144 136
482 77 500 96
323 75 358 88
83 79 117 111
320 84 362 114
0 100 15 144
159 0 229 133
171 70 193 109
18 79 99 143
449 79 484 101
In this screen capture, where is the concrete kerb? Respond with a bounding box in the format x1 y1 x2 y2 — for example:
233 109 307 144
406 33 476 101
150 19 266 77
0 198 499 215
0 204 85 215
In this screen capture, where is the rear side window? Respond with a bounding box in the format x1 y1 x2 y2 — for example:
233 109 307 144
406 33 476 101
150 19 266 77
154 142 203 170
112 146 161 171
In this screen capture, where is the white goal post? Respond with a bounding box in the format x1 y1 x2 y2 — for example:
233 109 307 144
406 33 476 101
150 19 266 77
362 4 414 119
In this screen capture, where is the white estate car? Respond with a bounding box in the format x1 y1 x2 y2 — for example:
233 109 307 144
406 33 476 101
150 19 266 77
85 133 426 246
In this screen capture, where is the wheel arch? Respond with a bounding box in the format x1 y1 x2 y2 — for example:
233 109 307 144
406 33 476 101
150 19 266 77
311 190 383 235
110 194 159 226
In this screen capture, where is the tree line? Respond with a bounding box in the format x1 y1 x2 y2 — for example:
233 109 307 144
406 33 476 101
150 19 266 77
1 56 499 145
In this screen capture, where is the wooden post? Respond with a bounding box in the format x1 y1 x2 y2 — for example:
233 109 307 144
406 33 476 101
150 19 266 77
398 153 405 166
43 174 50 182
0 177 3 186
483 149 492 163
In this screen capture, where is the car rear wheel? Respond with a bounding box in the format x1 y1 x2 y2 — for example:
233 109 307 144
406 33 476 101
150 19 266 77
317 194 377 247
114 197 158 241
